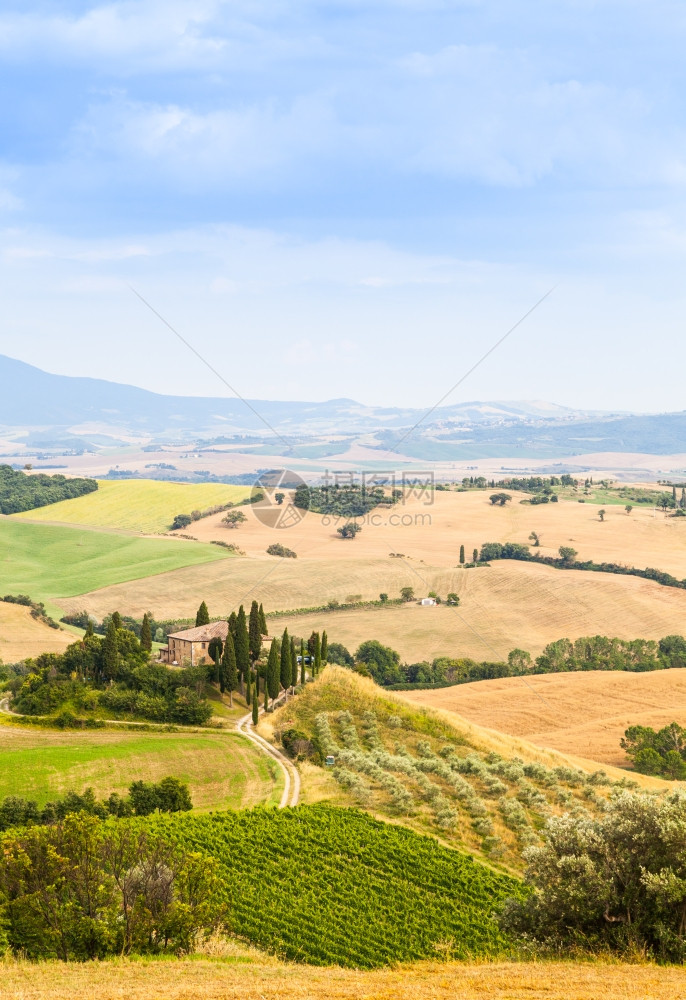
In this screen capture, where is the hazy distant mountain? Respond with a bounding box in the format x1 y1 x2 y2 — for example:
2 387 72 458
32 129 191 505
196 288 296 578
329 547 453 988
1 353 684 459
0 354 612 437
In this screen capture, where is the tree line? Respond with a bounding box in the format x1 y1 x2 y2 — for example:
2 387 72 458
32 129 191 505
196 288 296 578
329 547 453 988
327 633 686 688
0 465 97 514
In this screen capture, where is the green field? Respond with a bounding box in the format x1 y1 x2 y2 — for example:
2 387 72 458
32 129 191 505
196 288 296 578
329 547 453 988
13 479 251 534
0 729 282 809
0 518 229 615
154 805 521 966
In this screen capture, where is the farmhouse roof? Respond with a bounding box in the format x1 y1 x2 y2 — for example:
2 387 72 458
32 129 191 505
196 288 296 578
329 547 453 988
167 620 230 642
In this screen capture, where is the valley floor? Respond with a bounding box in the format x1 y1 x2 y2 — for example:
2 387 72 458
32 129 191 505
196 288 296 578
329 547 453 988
0 957 683 1000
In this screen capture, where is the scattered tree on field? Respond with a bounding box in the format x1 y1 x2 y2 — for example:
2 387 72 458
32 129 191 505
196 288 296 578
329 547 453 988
473 548 478 564
275 492 285 505
459 544 465 564
528 531 540 547
447 592 460 605
558 546 577 564
337 521 362 539
598 508 606 521
400 587 415 602
489 492 511 506
140 613 152 652
222 510 247 528
625 504 633 514
379 592 388 602
195 601 210 627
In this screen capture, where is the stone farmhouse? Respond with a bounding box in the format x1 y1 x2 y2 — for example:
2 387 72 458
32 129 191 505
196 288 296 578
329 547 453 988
159 620 230 667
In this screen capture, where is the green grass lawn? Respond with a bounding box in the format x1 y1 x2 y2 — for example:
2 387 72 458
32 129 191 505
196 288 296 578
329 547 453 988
12 479 251 533
0 729 282 810
0 519 230 616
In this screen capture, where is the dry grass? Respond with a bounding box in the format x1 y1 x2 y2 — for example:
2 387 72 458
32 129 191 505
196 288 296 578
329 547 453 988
1 956 683 1000
404 669 686 767
58 489 686 662
0 602 72 662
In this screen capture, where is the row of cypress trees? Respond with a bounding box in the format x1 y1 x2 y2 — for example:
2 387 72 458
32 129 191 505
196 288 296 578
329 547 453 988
194 601 328 713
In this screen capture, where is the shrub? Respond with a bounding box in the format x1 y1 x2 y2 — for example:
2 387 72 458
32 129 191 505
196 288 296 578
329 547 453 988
266 543 297 558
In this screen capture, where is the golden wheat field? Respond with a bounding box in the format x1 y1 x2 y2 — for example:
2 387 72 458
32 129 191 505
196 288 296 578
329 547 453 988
404 668 686 766
0 602 72 662
1 956 683 1000
62 559 686 662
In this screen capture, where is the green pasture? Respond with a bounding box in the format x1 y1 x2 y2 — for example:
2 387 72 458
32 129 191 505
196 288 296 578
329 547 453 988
0 518 229 615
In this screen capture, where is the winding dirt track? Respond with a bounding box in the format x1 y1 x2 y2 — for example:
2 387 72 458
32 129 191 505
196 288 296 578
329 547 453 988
236 703 300 807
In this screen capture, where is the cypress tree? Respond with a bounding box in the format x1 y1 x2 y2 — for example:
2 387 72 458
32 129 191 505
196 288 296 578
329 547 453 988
221 631 238 705
249 601 262 662
473 548 478 564
459 544 465 564
102 618 117 681
246 673 251 706
208 637 223 683
235 606 250 693
252 693 259 725
140 612 152 652
290 636 298 689
267 638 280 700
280 628 291 691
264 679 269 712
681 487 686 510
85 618 94 639
195 601 210 627
111 611 122 630
258 603 267 634
228 611 237 637
300 639 306 685
314 632 321 675
321 631 328 663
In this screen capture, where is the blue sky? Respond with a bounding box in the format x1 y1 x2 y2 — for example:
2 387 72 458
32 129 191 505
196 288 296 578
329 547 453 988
2 1 686 410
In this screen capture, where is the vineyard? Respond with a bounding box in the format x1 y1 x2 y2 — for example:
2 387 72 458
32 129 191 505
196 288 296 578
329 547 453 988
265 668 638 867
147 805 521 966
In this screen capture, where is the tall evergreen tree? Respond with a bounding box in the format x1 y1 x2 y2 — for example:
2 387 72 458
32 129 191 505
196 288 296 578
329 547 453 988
111 611 122 630
290 636 298 689
245 672 251 706
258 603 267 634
473 548 478 564
228 611 237 637
208 637 222 683
221 631 238 704
249 601 262 662
321 631 328 663
674 485 678 505
681 487 686 510
314 632 322 675
235 605 250 693
280 628 291 691
85 618 94 639
101 618 117 681
459 544 465 564
267 638 280 700
264 677 269 711
300 638 306 685
140 612 152 652
195 601 210 627
252 692 259 725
